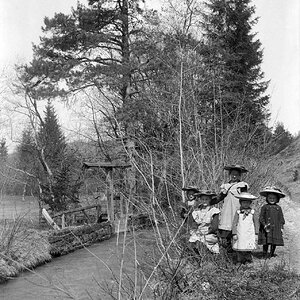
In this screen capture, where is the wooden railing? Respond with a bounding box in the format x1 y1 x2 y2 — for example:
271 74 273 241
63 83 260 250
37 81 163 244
52 204 107 228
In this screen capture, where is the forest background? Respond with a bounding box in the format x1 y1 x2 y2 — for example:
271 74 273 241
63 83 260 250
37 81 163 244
0 0 296 211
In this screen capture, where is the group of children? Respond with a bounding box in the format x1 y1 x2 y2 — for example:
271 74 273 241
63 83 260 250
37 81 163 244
181 164 285 264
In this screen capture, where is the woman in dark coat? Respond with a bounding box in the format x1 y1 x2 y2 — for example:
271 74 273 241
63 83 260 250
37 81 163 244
258 187 285 257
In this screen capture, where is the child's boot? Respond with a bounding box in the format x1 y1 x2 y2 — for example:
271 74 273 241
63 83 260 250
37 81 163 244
270 245 277 257
262 245 268 258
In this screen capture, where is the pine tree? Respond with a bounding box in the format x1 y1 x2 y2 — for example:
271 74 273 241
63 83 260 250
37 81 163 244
270 123 293 154
38 100 66 171
36 101 82 212
18 0 148 137
200 0 270 147
16 128 40 195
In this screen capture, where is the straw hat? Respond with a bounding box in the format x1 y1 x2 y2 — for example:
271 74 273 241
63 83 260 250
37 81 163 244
182 185 200 192
259 186 285 198
236 192 258 201
194 190 217 198
224 164 248 173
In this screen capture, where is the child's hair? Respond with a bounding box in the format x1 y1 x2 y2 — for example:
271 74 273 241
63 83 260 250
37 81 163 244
239 199 252 207
229 169 241 175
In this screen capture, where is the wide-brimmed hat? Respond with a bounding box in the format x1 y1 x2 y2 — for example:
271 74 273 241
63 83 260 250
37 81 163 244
259 186 285 198
236 192 258 201
224 164 248 173
182 185 200 192
194 190 217 198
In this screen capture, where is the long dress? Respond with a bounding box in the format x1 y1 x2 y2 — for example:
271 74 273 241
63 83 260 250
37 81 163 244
189 206 220 254
232 209 259 251
218 181 249 232
258 204 285 246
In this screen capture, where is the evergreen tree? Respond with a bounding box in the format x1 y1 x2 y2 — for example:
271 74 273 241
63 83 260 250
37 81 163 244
200 0 270 148
17 128 40 195
37 101 82 212
270 123 293 154
16 104 82 211
18 0 148 137
38 100 66 171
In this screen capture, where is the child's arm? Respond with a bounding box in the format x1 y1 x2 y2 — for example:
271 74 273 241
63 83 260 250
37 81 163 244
253 211 260 234
180 203 192 219
279 206 285 227
211 184 229 205
210 193 226 205
231 211 239 236
259 205 266 226
208 214 219 234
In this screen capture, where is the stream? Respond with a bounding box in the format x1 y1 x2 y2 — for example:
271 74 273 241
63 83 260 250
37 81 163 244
1 196 300 300
0 233 148 300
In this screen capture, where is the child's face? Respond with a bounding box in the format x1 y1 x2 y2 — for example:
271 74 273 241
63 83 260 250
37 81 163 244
267 193 278 204
229 170 241 182
199 195 211 207
187 190 196 201
240 200 252 209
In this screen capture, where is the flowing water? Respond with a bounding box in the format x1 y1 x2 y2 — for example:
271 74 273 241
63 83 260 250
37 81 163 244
1 196 300 299
1 232 152 300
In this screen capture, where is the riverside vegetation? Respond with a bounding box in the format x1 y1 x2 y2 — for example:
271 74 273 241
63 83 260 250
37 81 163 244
0 0 299 298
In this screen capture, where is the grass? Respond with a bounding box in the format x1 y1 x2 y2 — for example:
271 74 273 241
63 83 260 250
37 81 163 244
140 234 300 300
0 217 51 283
0 193 299 300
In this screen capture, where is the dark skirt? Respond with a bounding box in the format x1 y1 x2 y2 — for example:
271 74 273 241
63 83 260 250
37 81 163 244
258 225 284 246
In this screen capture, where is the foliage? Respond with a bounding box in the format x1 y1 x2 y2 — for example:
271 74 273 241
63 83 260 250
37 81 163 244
200 0 270 150
38 101 67 170
38 102 83 211
269 122 294 155
17 0 150 139
15 0 276 207
16 127 40 195
15 102 83 211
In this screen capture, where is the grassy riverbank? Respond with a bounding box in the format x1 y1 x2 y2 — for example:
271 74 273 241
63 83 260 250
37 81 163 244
0 221 299 299
0 195 299 299
128 229 300 300
0 219 51 283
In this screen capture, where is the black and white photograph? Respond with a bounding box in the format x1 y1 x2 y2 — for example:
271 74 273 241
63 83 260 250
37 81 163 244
0 0 299 299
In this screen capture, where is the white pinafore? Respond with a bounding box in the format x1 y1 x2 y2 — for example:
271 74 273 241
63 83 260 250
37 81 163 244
232 209 256 251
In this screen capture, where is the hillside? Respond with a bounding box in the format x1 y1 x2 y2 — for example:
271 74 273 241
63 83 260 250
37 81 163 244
269 136 300 273
274 136 300 201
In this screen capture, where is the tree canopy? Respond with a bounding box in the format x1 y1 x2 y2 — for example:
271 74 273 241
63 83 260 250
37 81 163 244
14 0 278 203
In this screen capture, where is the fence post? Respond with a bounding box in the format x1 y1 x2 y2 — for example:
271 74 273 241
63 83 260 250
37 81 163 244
106 168 114 222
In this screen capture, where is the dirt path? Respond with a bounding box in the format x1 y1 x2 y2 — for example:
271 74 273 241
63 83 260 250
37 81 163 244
279 196 300 271
0 232 152 300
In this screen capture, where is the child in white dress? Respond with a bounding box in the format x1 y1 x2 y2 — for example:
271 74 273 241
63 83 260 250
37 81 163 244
232 192 259 264
211 164 249 251
189 190 220 254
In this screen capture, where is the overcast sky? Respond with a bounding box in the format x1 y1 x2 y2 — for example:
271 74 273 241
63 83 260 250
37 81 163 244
0 0 299 138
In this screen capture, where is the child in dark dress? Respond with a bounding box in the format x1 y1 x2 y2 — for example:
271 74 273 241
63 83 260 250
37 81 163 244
180 186 200 221
180 186 201 247
258 187 285 258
